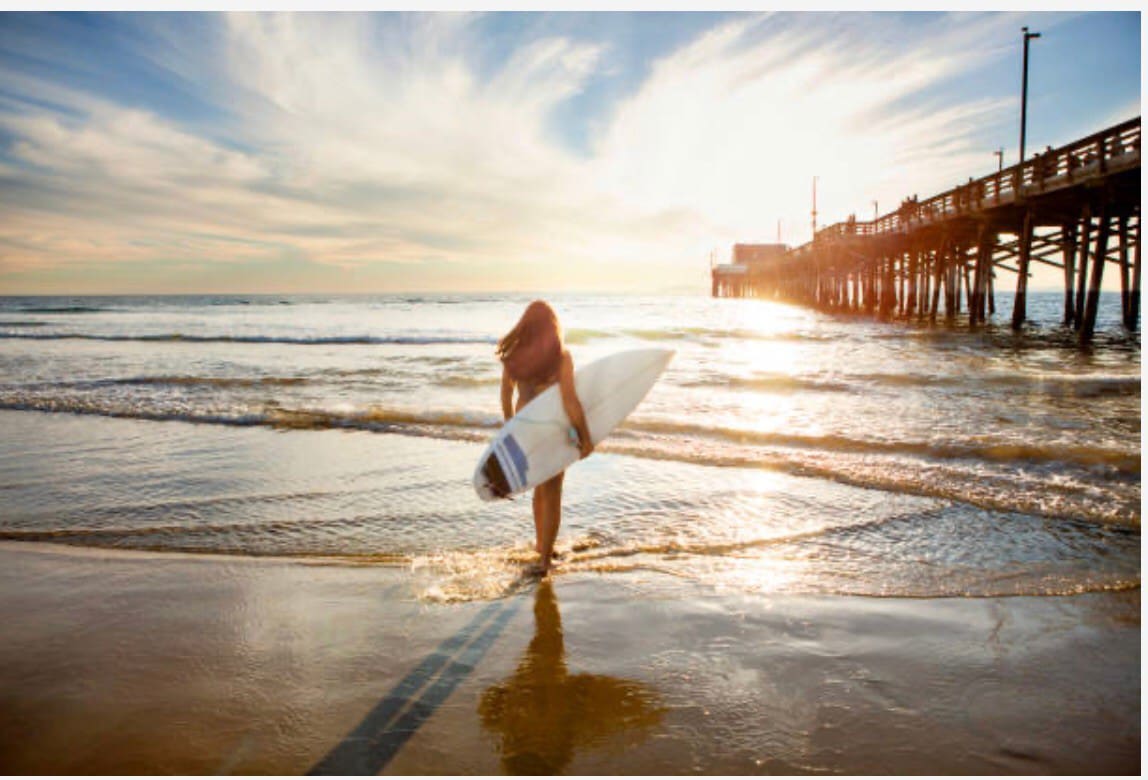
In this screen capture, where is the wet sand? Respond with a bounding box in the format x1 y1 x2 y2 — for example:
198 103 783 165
0 541 1138 774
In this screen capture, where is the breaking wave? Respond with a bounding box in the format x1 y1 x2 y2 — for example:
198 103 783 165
12 306 113 314
0 392 1136 477
0 395 1137 527
0 332 497 346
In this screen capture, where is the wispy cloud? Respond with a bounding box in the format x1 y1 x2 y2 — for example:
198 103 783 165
0 11 1131 292
593 13 1027 238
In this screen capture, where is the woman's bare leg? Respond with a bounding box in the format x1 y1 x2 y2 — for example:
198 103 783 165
532 487 545 555
533 472 565 571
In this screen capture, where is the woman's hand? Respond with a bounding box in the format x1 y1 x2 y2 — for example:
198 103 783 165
568 425 594 459
577 429 594 459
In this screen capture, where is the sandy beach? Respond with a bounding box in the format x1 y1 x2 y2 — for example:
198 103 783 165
0 540 1137 774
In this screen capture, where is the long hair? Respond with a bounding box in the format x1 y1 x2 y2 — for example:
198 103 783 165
497 300 564 385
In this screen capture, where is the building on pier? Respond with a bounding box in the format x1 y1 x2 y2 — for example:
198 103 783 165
711 243 788 298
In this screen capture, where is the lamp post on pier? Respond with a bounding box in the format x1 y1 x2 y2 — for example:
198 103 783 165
1019 26 1041 166
994 148 1003 173
1013 26 1041 331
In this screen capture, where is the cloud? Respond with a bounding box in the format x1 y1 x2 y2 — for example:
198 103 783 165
591 13 1030 242
0 11 1119 292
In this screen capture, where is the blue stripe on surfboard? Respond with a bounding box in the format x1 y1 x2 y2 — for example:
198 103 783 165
493 440 521 493
502 434 529 489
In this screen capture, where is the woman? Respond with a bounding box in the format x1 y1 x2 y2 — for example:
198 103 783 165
497 301 593 574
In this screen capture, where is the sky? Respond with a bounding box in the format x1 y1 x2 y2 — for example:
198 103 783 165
0 10 1140 294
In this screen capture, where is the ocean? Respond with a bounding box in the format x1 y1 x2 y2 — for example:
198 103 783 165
0 292 1139 602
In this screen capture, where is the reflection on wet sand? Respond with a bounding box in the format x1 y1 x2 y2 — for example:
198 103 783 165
479 580 665 773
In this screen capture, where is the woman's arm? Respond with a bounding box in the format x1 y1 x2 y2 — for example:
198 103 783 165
557 351 593 459
500 365 515 422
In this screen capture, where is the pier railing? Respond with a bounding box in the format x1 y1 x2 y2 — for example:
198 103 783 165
800 116 1141 247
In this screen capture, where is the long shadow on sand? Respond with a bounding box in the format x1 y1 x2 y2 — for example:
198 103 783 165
309 597 520 775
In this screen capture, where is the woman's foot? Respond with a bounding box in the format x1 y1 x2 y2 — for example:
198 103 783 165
524 559 552 578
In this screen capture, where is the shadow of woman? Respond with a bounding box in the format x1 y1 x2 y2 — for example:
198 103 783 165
478 580 665 774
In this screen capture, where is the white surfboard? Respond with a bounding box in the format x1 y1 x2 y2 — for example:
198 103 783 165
474 348 673 501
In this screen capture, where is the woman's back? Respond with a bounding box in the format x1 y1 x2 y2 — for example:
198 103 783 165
498 301 563 390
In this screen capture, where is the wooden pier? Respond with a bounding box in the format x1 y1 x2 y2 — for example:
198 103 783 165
713 117 1141 343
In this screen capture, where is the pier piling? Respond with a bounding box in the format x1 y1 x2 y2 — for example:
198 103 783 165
1130 224 1142 329
1012 211 1034 329
1081 201 1111 343
1074 207 1092 331
1062 224 1077 325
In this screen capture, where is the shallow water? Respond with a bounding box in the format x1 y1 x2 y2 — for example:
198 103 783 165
0 292 1139 601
